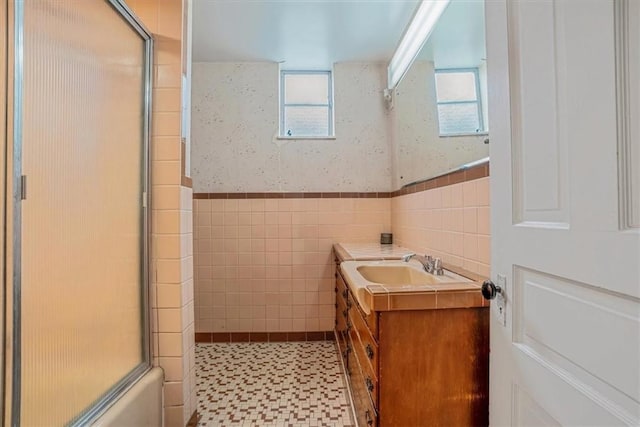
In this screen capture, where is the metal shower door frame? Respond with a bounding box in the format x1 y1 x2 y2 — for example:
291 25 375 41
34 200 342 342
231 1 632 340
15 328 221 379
4 1 154 425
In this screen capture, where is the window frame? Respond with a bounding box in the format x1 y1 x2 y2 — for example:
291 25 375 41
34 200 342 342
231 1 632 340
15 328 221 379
279 70 334 139
434 67 485 137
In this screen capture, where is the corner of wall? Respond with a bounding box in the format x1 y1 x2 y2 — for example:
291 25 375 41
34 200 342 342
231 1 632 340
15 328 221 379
128 0 196 425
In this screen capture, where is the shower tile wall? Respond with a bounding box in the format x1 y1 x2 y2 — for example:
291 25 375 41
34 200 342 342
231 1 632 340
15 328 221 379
194 197 391 333
126 1 196 425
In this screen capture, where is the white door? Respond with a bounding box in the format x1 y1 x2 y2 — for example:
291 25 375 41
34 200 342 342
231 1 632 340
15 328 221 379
486 0 640 425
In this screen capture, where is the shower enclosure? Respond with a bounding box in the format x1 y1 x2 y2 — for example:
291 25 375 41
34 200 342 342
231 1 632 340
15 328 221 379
2 0 153 424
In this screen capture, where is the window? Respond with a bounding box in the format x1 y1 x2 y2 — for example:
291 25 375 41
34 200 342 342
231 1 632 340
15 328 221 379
280 71 333 138
435 68 484 136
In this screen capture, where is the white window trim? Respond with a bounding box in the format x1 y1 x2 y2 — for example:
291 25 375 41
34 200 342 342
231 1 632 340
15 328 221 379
279 70 335 139
435 67 485 137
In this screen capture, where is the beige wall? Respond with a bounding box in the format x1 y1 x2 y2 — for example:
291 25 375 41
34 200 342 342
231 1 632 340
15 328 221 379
126 1 196 425
194 197 390 333
391 177 491 277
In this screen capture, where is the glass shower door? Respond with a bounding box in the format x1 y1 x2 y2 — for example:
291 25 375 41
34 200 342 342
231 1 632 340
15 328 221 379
10 0 152 425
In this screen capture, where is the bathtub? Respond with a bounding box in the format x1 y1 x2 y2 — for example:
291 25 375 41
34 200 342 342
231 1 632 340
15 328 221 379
92 367 163 427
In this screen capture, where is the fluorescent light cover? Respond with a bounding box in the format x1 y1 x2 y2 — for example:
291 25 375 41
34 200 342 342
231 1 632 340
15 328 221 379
387 0 451 89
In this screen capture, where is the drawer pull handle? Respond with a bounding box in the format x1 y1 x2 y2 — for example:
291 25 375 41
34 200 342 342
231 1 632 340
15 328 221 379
365 376 374 393
365 409 373 426
334 286 338 293
342 289 348 299
342 309 348 318
365 344 374 360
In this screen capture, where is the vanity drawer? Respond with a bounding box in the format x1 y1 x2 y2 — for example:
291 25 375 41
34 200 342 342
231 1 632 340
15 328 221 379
336 291 349 332
348 291 378 341
336 269 350 306
350 300 379 378
349 317 379 410
347 334 378 427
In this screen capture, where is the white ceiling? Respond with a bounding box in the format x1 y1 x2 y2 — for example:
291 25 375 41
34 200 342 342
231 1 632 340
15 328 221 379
192 0 486 71
192 0 420 69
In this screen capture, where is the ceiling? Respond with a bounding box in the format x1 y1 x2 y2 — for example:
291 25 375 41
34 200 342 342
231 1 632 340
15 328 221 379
192 0 486 72
192 0 420 69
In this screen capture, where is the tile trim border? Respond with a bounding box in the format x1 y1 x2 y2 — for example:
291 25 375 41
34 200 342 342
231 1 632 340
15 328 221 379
193 192 391 200
192 162 489 200
195 331 334 343
391 161 489 197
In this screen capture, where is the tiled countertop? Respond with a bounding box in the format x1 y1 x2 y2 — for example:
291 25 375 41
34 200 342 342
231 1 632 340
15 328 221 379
332 242 415 262
333 243 489 312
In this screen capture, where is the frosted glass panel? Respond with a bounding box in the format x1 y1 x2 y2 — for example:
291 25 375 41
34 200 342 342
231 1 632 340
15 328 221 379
435 71 477 102
437 103 481 134
284 73 329 104
20 0 147 425
283 106 330 137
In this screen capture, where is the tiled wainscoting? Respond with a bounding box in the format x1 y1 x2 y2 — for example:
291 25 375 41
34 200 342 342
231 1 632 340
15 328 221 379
193 197 391 333
392 176 491 277
193 164 491 336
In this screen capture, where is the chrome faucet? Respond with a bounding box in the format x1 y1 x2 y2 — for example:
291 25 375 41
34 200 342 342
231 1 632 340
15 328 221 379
401 253 444 276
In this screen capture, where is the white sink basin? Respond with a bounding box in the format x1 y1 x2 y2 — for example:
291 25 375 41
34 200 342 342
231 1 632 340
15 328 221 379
356 264 465 286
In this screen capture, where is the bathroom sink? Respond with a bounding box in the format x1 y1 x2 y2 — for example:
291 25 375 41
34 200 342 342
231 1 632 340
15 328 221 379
356 265 440 286
340 260 475 314
356 263 471 287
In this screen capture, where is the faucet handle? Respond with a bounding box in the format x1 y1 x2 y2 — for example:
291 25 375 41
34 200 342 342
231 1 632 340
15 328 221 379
425 255 434 263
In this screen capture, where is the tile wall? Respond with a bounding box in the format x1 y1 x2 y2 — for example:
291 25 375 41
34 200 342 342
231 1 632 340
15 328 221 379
126 1 196 425
391 177 491 277
193 197 391 333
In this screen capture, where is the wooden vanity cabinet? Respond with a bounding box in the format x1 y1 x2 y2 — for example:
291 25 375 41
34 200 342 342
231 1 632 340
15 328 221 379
335 268 350 371
334 262 489 427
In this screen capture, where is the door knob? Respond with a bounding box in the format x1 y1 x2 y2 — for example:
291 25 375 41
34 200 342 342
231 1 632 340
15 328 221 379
481 280 502 300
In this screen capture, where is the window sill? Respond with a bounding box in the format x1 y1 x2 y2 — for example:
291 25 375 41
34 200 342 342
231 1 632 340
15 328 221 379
439 132 489 138
276 136 337 140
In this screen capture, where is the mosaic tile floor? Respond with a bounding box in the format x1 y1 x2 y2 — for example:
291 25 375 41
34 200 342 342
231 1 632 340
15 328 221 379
196 341 355 427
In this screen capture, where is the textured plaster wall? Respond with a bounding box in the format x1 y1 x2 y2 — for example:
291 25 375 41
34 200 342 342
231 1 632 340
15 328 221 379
191 62 392 193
